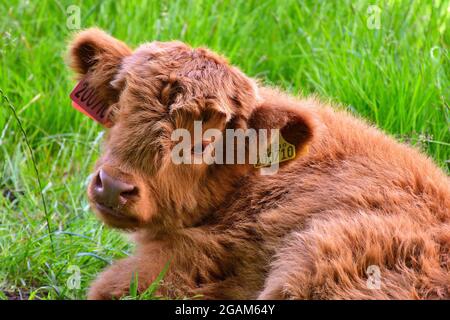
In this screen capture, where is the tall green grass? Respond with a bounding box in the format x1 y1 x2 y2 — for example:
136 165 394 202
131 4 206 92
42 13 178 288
0 0 448 299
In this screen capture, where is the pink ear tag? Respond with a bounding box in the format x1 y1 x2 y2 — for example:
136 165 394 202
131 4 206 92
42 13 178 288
69 77 111 126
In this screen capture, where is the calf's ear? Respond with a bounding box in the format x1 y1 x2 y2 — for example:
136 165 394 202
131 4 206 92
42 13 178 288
248 102 315 160
68 28 132 103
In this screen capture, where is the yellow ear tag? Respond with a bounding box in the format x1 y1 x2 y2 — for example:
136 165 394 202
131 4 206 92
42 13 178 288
254 133 298 168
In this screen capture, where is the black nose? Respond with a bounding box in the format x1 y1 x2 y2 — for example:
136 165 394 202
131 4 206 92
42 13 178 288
93 169 137 208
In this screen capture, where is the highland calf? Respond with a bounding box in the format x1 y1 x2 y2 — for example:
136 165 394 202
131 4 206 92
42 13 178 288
68 28 450 300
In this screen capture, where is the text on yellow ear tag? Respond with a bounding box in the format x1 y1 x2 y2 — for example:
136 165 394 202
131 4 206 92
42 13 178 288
254 133 297 168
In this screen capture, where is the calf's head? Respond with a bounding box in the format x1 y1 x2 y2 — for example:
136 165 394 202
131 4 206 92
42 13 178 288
68 28 314 232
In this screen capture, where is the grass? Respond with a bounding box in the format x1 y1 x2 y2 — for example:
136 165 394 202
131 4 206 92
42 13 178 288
0 0 448 300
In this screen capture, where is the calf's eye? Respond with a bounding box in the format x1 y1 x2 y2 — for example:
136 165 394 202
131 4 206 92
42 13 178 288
191 140 212 155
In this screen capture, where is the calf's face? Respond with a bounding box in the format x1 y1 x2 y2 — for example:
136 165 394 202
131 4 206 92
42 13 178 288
68 28 314 231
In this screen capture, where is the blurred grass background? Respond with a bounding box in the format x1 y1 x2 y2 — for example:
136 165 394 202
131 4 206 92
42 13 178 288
0 0 449 299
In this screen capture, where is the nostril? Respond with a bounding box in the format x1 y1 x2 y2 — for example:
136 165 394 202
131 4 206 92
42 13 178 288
94 171 103 189
93 169 138 208
120 187 139 200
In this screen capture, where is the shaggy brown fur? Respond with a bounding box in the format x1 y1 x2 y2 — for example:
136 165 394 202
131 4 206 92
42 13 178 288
68 28 450 300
